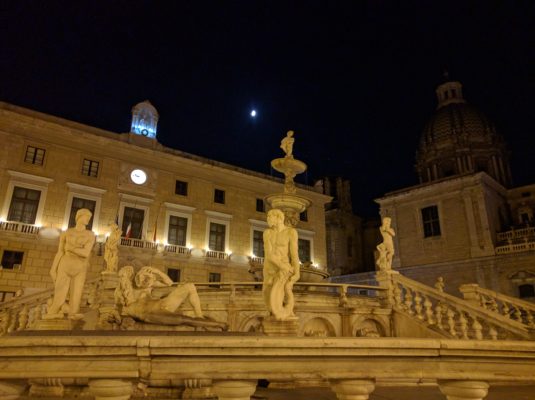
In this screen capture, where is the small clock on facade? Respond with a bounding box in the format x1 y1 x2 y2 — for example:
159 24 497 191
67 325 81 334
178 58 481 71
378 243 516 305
130 169 147 185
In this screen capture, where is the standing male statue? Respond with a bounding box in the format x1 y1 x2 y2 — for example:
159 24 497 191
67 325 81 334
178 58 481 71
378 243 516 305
280 130 295 158
376 217 395 271
45 208 95 319
263 209 300 320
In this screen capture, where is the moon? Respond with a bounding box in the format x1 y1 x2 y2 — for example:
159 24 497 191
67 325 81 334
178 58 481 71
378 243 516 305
250 110 257 117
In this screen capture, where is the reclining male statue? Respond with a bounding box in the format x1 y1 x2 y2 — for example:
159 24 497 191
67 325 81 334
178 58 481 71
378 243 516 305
115 266 227 330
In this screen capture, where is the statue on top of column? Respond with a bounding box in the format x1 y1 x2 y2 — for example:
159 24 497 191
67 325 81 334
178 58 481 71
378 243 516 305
280 130 295 158
376 217 395 271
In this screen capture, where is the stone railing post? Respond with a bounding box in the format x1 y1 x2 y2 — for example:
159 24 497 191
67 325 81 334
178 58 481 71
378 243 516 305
376 270 398 307
212 380 257 400
330 379 375 400
438 380 489 400
459 284 481 307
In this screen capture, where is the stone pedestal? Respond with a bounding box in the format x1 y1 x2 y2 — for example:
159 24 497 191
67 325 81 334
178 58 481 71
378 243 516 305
438 380 489 400
262 317 299 336
212 381 256 400
33 318 73 331
330 379 375 400
88 379 132 400
29 379 64 397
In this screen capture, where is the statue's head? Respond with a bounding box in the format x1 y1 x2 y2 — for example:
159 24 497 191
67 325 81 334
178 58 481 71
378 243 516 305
267 209 285 228
382 217 391 226
75 208 93 225
135 266 156 289
287 130 294 138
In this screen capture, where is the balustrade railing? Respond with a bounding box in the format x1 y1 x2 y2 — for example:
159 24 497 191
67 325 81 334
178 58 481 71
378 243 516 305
387 273 533 340
120 237 158 250
0 221 41 235
495 239 535 255
497 226 535 241
459 283 535 329
205 250 229 260
164 244 191 255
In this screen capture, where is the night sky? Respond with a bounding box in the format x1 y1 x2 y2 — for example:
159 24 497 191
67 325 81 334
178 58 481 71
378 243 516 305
1 2 533 216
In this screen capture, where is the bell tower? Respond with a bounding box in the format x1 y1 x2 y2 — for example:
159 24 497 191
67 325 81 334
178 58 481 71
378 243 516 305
130 100 159 140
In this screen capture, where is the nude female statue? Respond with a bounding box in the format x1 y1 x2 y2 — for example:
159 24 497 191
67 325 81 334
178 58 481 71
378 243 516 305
115 266 227 330
262 209 301 320
104 223 121 273
45 208 95 319
376 217 395 271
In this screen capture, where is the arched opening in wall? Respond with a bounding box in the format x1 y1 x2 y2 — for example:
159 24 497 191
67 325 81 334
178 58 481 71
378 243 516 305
475 158 489 174
302 317 335 337
354 318 384 337
518 284 535 299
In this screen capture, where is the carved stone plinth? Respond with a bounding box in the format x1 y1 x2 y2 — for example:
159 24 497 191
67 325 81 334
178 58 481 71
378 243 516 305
33 318 73 331
212 380 256 400
330 379 375 400
88 379 132 400
438 380 489 400
182 379 215 399
261 317 299 336
101 272 119 289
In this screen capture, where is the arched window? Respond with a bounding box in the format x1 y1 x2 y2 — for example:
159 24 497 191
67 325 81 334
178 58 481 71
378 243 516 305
518 284 535 299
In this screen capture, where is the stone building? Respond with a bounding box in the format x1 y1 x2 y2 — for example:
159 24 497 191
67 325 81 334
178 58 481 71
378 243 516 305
373 78 535 299
0 101 330 300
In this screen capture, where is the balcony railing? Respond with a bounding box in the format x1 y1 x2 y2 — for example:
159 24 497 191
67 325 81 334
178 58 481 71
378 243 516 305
164 244 191 255
497 226 535 241
119 237 158 250
495 239 535 255
205 250 230 260
0 221 41 235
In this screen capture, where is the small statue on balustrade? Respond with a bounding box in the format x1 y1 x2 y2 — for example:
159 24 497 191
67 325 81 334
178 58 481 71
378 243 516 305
376 217 396 271
45 208 95 320
114 266 227 330
104 223 122 273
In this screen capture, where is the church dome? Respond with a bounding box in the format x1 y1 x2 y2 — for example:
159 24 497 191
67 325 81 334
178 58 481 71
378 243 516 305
416 78 511 187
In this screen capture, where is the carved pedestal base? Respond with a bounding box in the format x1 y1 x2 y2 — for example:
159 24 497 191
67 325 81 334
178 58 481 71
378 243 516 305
330 379 375 400
261 317 299 336
182 379 215 399
212 381 256 400
438 380 489 400
88 379 132 400
33 318 73 331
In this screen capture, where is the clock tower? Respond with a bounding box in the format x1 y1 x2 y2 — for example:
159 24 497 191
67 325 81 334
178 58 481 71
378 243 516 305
130 100 159 140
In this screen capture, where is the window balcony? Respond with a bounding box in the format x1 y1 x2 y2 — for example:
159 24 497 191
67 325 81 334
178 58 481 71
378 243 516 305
0 221 41 235
119 237 158 250
205 250 230 260
163 244 192 256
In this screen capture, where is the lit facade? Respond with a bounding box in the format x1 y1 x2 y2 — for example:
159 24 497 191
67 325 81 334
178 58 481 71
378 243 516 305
0 101 330 298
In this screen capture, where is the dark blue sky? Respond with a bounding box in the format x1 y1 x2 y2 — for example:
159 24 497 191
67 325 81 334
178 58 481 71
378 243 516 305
1 1 533 216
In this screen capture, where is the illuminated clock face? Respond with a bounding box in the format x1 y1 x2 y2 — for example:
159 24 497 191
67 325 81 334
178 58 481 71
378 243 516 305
130 169 147 185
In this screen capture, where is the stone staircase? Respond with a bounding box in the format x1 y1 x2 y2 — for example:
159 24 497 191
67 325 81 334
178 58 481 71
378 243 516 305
377 270 535 340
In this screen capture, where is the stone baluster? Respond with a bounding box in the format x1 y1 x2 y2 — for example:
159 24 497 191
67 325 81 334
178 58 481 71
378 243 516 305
502 302 510 318
183 379 214 399
513 306 522 323
339 285 349 307
438 380 489 400
88 379 132 400
459 312 469 340
212 380 257 400
393 283 402 309
404 287 413 315
423 296 434 325
17 305 29 331
471 315 483 340
7 309 17 334
526 311 535 328
29 379 64 397
446 308 457 337
488 325 498 340
435 302 443 330
330 379 375 400
414 291 423 320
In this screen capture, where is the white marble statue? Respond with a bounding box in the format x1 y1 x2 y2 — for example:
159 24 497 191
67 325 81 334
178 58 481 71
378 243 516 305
376 217 395 271
280 130 295 158
115 266 227 330
104 223 121 273
263 209 300 320
45 208 95 319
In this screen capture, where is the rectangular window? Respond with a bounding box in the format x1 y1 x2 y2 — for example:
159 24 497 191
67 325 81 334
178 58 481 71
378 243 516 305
298 239 311 263
167 268 181 283
300 210 308 222
175 180 188 196
209 222 226 251
24 146 45 165
168 215 188 246
68 197 96 229
1 250 24 270
214 189 225 204
421 205 441 238
256 198 265 212
81 159 99 178
122 207 145 239
253 230 264 258
7 186 41 224
209 272 221 288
